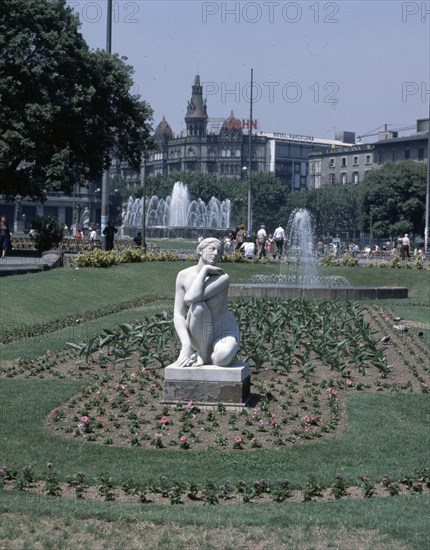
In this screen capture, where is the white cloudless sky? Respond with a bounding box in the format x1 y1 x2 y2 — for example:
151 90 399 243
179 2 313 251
67 0 429 141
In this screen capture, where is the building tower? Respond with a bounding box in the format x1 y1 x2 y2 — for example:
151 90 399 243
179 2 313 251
185 75 208 137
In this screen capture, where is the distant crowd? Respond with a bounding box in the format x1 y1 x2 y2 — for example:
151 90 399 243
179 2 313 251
212 225 426 262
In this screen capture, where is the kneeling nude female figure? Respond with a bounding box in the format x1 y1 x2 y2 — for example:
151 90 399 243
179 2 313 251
171 238 239 367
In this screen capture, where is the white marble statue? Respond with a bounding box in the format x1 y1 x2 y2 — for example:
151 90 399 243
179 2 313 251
171 237 239 367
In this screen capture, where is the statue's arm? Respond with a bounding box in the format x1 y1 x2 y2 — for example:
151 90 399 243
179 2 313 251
173 277 192 347
184 267 228 306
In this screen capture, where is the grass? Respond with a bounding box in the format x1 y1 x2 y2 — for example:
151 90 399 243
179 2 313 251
0 260 429 548
0 492 427 549
0 380 428 485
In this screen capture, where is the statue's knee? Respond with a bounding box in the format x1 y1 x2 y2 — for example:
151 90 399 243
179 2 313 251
212 338 239 366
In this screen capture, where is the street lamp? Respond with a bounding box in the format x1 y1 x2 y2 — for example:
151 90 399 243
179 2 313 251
141 155 147 252
101 0 113 239
247 68 253 235
369 205 375 251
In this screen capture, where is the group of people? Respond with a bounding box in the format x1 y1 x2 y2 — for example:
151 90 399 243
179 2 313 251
223 223 287 261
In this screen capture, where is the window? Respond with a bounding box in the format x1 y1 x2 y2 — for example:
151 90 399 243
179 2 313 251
352 172 360 184
329 174 335 185
378 152 384 164
329 158 335 168
353 156 359 166
341 157 347 167
418 147 424 160
391 151 397 161
341 172 347 185
365 154 371 164
404 148 410 159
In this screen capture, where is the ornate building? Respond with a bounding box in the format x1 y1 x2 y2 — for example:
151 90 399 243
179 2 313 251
146 75 267 180
145 75 358 191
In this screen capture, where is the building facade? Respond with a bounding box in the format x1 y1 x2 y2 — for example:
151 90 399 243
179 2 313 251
308 119 428 189
145 75 357 192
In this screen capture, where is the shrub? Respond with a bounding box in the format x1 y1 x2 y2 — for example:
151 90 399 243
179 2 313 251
30 215 63 251
118 248 145 264
75 249 117 267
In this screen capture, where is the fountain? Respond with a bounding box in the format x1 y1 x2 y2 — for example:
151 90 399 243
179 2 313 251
122 182 231 239
229 208 408 300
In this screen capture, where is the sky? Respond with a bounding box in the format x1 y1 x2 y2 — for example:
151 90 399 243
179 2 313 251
66 0 430 142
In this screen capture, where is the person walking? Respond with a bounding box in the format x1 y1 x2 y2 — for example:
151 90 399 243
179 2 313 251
273 223 286 258
89 227 97 248
256 224 267 259
0 215 11 259
401 233 410 259
234 224 246 252
103 220 118 251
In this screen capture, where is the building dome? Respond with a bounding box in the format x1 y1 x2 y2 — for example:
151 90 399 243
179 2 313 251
219 111 243 140
155 116 173 140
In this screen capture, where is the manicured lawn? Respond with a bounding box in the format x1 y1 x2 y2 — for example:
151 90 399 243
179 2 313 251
0 261 429 548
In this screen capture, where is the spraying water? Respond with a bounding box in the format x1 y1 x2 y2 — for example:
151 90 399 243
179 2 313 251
251 208 349 287
122 182 231 229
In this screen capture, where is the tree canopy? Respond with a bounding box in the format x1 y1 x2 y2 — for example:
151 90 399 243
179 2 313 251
358 161 426 239
0 0 154 201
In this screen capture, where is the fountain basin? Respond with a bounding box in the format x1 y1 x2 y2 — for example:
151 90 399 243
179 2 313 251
229 284 408 300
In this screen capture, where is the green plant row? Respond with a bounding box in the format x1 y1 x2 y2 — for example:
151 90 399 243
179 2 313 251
232 298 390 376
72 249 282 268
1 464 428 505
73 248 182 267
319 254 429 270
0 294 168 345
58 298 391 378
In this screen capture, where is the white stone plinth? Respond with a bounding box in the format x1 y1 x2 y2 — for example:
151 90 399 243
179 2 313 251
163 362 250 404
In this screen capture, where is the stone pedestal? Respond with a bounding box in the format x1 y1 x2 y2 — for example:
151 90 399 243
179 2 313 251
163 362 250 405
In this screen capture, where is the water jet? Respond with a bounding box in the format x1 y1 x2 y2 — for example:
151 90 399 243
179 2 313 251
229 209 407 300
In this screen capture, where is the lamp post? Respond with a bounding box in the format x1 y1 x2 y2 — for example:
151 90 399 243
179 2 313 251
101 0 113 243
425 103 430 257
369 205 375 251
247 68 253 235
141 155 147 252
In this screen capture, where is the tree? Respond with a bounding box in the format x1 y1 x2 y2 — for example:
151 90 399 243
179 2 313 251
358 161 426 239
30 214 63 251
0 0 154 201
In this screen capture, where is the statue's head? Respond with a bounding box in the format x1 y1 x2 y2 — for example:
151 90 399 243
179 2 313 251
197 238 223 263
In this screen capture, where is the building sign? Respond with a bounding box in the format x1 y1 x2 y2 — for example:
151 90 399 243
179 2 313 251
207 117 258 133
273 132 315 142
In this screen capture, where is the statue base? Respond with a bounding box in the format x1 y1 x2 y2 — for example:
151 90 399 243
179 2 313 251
163 362 250 405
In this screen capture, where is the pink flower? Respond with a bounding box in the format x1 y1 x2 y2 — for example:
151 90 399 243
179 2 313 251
303 415 310 423
149 384 157 390
179 436 187 442
235 435 243 444
346 379 352 386
50 408 59 415
160 416 169 424
330 388 337 396
311 415 318 424
186 400 194 408
80 416 89 424
154 433 163 440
